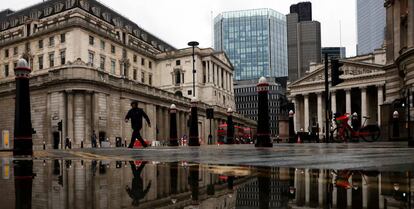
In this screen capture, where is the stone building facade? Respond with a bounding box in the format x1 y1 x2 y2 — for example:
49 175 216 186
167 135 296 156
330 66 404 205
0 0 254 149
155 48 236 110
288 49 387 136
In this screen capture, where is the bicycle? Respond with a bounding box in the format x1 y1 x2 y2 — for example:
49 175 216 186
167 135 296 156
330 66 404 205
330 114 381 142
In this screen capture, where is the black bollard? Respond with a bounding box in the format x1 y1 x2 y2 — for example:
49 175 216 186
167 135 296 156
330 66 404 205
255 77 272 147
289 110 295 143
13 58 33 156
393 110 399 138
257 167 271 209
43 141 46 150
189 98 200 146
14 160 34 209
81 140 84 148
226 108 235 144
188 164 200 203
169 104 179 146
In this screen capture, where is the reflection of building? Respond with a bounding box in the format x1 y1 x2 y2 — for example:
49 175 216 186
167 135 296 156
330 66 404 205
287 2 321 82
356 0 386 55
234 77 287 136
214 8 288 80
0 160 251 209
288 49 386 136
0 0 255 148
236 168 290 209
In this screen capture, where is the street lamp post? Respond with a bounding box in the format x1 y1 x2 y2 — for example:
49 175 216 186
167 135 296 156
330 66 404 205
188 41 199 97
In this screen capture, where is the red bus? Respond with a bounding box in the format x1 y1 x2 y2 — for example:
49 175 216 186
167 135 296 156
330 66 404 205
217 123 253 144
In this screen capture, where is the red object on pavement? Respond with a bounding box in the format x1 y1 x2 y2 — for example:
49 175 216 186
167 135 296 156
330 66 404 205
133 140 149 148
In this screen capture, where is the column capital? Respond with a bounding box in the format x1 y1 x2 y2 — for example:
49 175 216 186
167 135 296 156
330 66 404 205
303 94 309 98
360 86 367 91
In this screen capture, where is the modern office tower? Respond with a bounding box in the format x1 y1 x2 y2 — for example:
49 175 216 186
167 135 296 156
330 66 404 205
287 2 321 81
290 2 312 22
214 8 288 80
234 77 287 136
321 47 346 61
357 0 386 55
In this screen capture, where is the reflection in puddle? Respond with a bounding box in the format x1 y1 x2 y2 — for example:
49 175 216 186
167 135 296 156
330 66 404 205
0 159 413 209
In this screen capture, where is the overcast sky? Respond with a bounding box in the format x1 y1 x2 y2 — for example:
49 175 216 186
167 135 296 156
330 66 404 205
3 0 357 57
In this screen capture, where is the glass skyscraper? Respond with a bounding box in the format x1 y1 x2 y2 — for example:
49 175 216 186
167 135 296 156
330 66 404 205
214 9 287 80
357 0 386 55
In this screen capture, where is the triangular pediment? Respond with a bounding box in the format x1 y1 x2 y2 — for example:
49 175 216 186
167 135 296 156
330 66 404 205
213 52 234 69
289 60 385 87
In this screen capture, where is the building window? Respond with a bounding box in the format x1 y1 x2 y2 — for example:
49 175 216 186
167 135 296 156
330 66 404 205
38 55 43 70
89 36 94 45
133 69 137 80
149 61 152 69
175 71 181 84
25 42 30 51
4 64 9 77
188 90 192 95
38 40 43 49
60 50 66 65
49 53 54 67
88 52 94 66
49 36 55 46
149 74 152 85
13 61 17 70
4 49 8 58
13 47 18 56
141 58 145 66
100 40 105 50
111 45 115 54
111 60 116 74
100 56 105 71
176 60 181 66
141 72 145 83
60 33 66 43
133 55 137 63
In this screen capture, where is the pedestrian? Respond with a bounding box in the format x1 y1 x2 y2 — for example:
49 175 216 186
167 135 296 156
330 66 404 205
65 137 70 149
91 130 97 148
125 101 151 148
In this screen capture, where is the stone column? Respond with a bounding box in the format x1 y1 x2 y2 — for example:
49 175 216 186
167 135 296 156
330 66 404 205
292 97 298 132
92 93 99 135
377 85 384 126
67 91 74 141
345 89 351 114
331 90 337 114
85 92 92 148
164 107 170 144
156 107 162 141
304 94 310 132
145 103 156 141
408 0 414 47
361 87 367 120
74 92 85 147
317 93 323 137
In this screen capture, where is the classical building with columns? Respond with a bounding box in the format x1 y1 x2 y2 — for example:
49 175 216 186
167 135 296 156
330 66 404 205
382 0 414 139
0 0 254 149
287 48 386 136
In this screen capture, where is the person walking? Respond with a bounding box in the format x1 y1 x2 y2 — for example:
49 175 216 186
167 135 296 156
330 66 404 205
91 130 97 148
125 101 151 148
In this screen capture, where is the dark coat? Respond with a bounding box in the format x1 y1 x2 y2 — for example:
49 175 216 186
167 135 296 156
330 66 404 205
125 107 151 130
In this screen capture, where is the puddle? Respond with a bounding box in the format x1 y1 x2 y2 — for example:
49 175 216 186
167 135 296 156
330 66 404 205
0 159 413 209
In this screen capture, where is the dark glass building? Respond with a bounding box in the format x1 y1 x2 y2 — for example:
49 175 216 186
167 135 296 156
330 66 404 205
290 2 312 22
214 9 288 80
321 47 346 61
234 77 287 136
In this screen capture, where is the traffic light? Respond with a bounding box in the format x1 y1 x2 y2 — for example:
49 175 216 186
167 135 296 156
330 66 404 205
58 120 62 131
331 59 344 86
